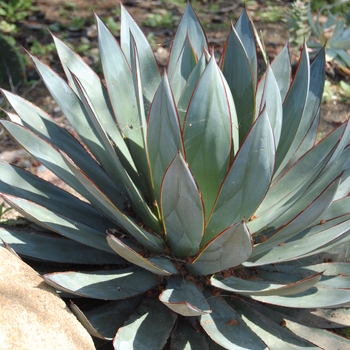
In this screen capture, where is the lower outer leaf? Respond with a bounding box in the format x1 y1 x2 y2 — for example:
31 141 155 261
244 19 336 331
247 175 341 263
0 227 123 265
227 297 315 349
43 268 157 300
61 152 164 253
210 272 322 297
284 319 350 349
199 292 267 350
250 286 350 309
159 277 211 317
266 306 350 329
113 297 177 350
107 234 177 276
70 297 142 340
186 221 253 276
171 318 209 350
2 195 115 254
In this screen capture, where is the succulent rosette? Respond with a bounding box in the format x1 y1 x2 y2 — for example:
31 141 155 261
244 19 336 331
1 3 350 349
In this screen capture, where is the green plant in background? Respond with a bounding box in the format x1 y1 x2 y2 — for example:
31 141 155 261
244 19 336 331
339 80 350 101
29 40 56 57
308 0 350 70
144 9 179 27
255 0 284 23
0 20 17 33
286 0 350 70
146 32 158 51
0 0 37 23
68 16 86 31
2 3 350 348
285 0 311 47
105 16 120 36
0 0 37 34
322 79 334 103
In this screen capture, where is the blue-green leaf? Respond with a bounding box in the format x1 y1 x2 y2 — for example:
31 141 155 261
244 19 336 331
253 134 350 237
171 318 209 350
204 109 275 244
255 65 283 145
51 35 137 182
274 43 310 175
129 34 152 200
28 55 125 183
221 24 255 144
60 152 164 253
284 108 320 172
170 33 198 104
184 56 232 215
211 272 322 296
160 152 204 258
250 217 350 266
107 234 177 276
186 221 253 276
199 293 267 350
43 267 157 300
227 298 316 349
247 175 341 263
113 297 177 350
0 120 126 209
72 73 160 234
285 319 350 349
235 9 258 85
1 89 134 190
70 297 141 340
2 194 115 253
271 43 291 102
177 52 207 128
120 3 161 109
0 227 122 265
96 14 146 179
251 285 350 309
0 161 114 232
168 2 208 76
159 277 211 316
277 46 325 175
147 73 184 205
253 123 342 223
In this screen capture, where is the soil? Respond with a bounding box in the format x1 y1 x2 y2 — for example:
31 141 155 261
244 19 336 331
0 0 349 219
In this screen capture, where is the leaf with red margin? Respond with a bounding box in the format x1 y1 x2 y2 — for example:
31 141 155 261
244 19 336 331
186 221 253 276
235 8 258 86
43 267 157 300
184 56 232 217
160 152 204 258
211 271 323 296
170 33 198 104
70 297 142 340
221 23 255 145
107 234 177 276
120 3 161 108
204 109 275 245
147 73 184 206
168 2 208 76
159 277 211 316
114 297 177 350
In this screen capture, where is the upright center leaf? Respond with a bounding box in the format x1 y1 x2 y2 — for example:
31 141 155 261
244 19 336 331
183 56 232 217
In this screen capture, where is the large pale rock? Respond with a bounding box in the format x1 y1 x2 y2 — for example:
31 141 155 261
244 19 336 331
0 247 95 350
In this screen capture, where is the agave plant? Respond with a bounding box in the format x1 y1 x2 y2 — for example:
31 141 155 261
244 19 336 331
2 2 350 349
307 0 350 71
